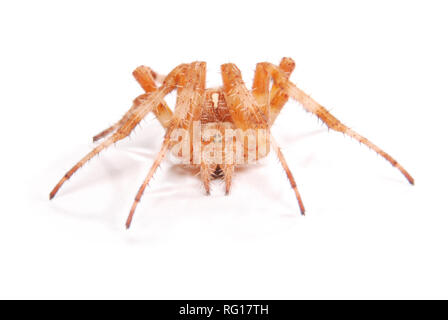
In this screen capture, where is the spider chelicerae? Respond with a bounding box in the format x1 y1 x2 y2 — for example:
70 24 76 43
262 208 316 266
50 58 414 228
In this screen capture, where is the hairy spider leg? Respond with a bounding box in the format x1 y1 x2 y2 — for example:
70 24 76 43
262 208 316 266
251 62 270 118
49 65 186 200
270 136 306 214
126 62 207 229
249 57 299 128
200 163 215 195
221 64 269 130
252 58 296 126
268 57 296 125
252 59 305 214
252 57 313 214
92 123 120 142
223 163 235 195
221 63 305 212
263 63 414 185
132 66 173 129
221 63 266 194
252 61 306 213
92 66 174 142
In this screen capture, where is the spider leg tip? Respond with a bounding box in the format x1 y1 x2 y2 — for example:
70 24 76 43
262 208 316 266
49 190 57 200
125 216 133 229
403 172 415 185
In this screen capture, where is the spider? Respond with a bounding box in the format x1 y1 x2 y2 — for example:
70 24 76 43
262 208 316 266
49 58 414 229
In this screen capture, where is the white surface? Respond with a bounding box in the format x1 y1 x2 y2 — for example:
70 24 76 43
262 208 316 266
1 0 447 299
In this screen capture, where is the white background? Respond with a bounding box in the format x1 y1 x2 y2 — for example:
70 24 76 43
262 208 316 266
1 0 447 299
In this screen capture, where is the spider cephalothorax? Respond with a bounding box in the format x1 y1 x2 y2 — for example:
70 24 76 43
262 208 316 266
50 58 414 228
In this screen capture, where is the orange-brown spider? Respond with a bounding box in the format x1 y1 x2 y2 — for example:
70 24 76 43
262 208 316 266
49 58 414 228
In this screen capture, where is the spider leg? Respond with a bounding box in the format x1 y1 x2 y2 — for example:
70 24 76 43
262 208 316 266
268 57 296 124
126 134 171 229
200 163 215 195
271 135 306 214
92 66 174 142
133 66 173 129
221 63 269 131
92 95 145 142
223 164 235 195
251 58 296 126
92 124 119 142
50 134 117 200
222 63 306 211
250 62 305 212
264 63 414 185
50 92 168 199
49 65 188 200
125 62 207 228
251 62 270 117
222 63 303 209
